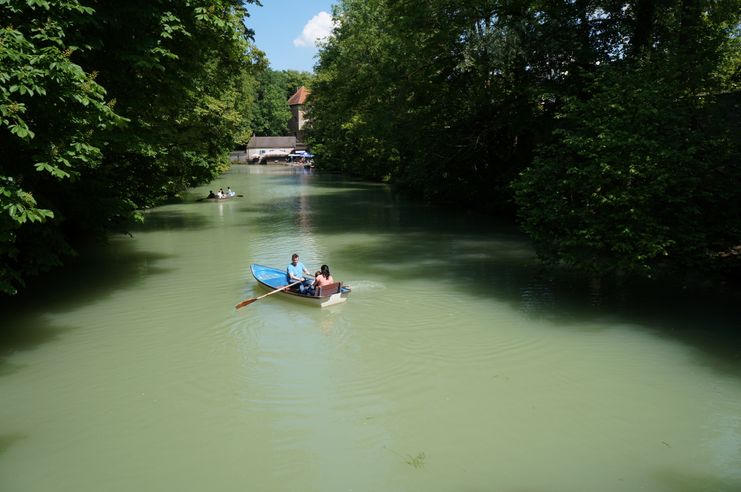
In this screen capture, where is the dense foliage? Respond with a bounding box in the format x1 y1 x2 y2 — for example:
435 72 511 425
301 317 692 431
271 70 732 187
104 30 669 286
0 0 262 294
250 68 315 136
309 0 740 277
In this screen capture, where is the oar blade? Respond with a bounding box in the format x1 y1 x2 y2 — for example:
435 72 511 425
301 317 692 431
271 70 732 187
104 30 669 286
235 297 257 309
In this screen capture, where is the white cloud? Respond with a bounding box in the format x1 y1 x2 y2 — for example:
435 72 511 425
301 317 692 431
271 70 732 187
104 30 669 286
293 11 334 48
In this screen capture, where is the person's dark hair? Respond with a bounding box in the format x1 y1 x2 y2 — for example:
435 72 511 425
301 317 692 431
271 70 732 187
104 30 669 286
320 264 330 279
292 253 299 260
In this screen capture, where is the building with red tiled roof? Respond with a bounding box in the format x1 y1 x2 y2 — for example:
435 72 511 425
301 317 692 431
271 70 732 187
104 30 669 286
287 86 310 106
288 86 310 142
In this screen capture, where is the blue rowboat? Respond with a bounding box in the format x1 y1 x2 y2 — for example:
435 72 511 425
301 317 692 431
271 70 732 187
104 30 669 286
250 263 351 307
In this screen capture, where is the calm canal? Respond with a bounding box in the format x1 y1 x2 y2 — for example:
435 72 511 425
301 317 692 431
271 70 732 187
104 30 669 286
1 165 740 491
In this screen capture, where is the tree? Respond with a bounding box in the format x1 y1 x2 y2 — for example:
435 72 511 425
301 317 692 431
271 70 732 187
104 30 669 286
280 69 315 99
251 69 293 136
310 0 740 277
513 1 740 276
0 0 262 295
250 68 314 136
0 0 122 293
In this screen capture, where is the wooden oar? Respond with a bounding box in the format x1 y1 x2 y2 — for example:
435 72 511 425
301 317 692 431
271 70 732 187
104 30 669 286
235 280 303 309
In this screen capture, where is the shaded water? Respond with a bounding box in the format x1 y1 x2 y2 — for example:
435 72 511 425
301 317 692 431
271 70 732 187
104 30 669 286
1 165 740 491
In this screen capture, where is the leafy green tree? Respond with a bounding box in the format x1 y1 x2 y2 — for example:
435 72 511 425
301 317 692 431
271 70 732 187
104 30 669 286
1 0 262 295
310 0 740 277
280 69 315 99
71 0 260 204
309 0 408 179
0 0 122 294
251 69 293 136
250 68 314 136
309 0 600 207
514 2 740 276
515 64 739 275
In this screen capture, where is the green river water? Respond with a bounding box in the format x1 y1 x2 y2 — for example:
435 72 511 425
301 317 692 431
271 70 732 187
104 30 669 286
1 165 740 491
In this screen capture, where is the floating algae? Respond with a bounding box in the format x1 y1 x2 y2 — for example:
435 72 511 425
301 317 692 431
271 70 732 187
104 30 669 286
384 446 427 469
405 452 426 469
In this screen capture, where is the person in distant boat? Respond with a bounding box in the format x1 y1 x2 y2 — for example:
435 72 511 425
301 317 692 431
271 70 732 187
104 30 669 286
227 186 236 197
312 265 335 293
219 188 226 197
287 253 313 293
207 190 216 199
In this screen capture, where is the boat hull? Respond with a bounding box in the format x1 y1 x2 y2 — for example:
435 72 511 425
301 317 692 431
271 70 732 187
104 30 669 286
250 264 350 307
204 195 236 202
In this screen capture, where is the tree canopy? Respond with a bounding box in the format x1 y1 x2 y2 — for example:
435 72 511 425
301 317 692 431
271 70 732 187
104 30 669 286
309 0 740 277
250 68 315 136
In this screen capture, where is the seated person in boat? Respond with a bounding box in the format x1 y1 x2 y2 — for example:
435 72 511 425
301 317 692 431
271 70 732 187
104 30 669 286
227 186 236 197
286 253 313 293
304 270 322 296
207 190 216 199
312 265 335 295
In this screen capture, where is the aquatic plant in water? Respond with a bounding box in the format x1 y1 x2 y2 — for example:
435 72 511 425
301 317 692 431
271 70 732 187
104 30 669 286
405 452 426 469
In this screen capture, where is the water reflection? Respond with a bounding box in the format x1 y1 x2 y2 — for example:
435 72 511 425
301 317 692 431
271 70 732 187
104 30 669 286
296 171 312 233
518 279 556 314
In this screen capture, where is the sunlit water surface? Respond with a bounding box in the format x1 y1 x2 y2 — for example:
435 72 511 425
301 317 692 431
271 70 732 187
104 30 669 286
1 165 740 492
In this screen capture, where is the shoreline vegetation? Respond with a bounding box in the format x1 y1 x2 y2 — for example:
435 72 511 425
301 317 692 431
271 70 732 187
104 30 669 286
2 0 740 297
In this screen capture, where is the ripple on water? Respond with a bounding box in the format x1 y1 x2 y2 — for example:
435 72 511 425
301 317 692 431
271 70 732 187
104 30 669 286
226 308 356 402
342 280 386 291
353 285 552 367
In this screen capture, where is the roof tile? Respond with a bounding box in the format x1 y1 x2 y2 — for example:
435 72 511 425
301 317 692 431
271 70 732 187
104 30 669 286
287 86 310 106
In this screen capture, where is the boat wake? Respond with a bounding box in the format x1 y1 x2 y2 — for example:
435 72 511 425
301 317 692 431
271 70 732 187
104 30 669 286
343 280 385 291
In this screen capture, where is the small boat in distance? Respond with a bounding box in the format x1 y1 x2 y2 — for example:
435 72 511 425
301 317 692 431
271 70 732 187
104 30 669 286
198 191 243 202
250 263 351 308
203 195 237 202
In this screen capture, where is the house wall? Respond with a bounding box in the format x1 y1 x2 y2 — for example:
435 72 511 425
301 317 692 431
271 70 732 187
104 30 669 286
289 105 307 141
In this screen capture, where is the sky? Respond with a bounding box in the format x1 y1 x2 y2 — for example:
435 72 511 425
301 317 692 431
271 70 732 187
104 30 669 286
245 0 337 73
